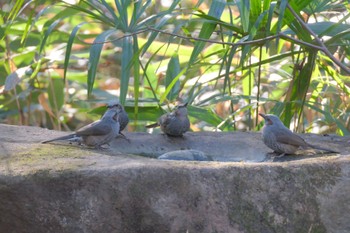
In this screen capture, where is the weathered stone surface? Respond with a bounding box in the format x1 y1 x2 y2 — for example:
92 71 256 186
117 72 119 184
0 123 349 233
158 149 212 161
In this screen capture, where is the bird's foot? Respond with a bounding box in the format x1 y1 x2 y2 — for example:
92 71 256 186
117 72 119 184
118 133 131 143
274 153 286 158
94 145 110 150
264 152 285 162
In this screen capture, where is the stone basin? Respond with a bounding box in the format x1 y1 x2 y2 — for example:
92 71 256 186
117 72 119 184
0 123 349 233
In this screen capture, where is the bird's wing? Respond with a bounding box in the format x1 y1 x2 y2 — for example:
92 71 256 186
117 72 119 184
76 120 111 136
160 112 174 126
275 128 307 146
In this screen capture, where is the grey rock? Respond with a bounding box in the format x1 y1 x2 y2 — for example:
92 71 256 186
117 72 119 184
0 124 350 233
158 149 212 161
110 131 270 162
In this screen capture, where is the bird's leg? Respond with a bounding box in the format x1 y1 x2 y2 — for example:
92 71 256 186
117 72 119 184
118 133 130 143
67 137 83 145
266 151 277 155
94 144 110 150
266 151 285 158
274 152 286 158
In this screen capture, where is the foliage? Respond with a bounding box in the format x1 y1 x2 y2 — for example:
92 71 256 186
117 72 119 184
1 0 349 135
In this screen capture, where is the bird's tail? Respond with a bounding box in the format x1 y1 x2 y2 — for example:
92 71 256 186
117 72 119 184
41 134 78 144
145 122 159 128
309 144 339 153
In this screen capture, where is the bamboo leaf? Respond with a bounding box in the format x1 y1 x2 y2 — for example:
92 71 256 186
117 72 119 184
133 35 140 121
64 22 88 81
188 105 233 130
39 18 61 54
165 53 181 101
120 36 133 104
87 29 117 96
237 0 250 32
48 78 65 112
188 0 226 65
160 67 187 103
283 50 317 126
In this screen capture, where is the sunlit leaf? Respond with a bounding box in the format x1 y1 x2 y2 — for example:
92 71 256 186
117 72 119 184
160 67 187 103
165 53 181 101
87 29 117 96
188 0 226 65
39 19 61 54
48 78 65 112
126 105 165 121
64 22 88 81
120 36 133 104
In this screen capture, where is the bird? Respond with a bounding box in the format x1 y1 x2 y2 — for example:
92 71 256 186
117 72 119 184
42 107 120 148
145 103 190 137
106 101 129 135
259 113 338 155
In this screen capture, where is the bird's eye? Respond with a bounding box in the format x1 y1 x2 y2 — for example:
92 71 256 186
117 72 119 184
267 118 273 125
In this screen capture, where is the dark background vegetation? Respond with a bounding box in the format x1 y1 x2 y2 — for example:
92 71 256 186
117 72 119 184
1 0 349 135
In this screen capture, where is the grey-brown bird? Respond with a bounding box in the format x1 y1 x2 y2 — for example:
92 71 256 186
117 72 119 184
259 113 338 155
42 107 120 148
106 102 129 135
145 103 190 137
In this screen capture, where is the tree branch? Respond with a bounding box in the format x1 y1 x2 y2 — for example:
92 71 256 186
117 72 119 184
286 3 350 74
75 17 350 74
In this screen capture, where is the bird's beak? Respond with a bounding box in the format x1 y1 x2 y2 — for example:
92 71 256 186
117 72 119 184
183 102 188 107
259 113 266 119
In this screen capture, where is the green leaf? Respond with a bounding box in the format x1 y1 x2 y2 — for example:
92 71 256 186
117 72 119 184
165 53 181 101
193 13 243 34
188 0 226 65
283 50 317 126
303 102 350 135
250 0 262 23
126 105 165 121
100 0 120 24
283 22 350 38
143 64 158 99
114 0 130 30
39 18 61 54
141 14 173 56
242 70 254 96
237 0 250 32
38 7 81 54
160 67 187 103
133 35 140 121
87 29 117 96
66 2 114 27
188 105 233 130
276 0 288 34
48 78 65 112
64 22 88 81
7 0 24 21
20 0 36 45
137 0 181 29
120 36 133 104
